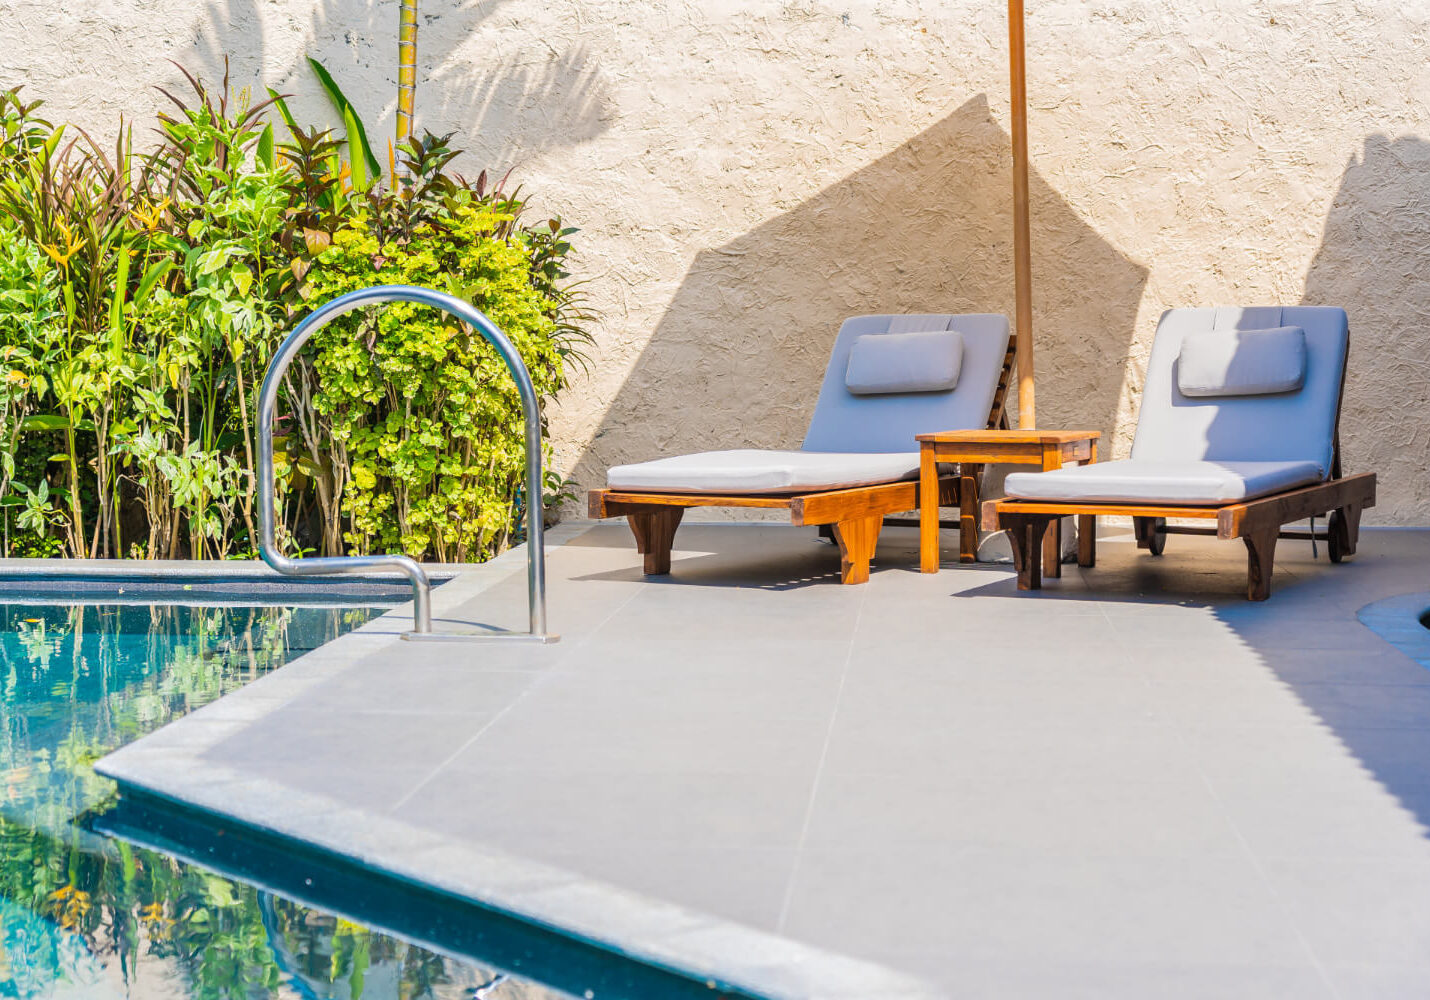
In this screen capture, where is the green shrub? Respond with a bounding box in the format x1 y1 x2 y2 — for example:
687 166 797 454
0 68 587 562
307 203 566 560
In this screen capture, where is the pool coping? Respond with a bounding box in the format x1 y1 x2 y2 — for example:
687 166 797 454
93 522 945 1000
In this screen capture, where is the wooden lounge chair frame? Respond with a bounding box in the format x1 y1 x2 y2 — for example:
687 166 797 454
589 338 1016 585
982 347 1377 601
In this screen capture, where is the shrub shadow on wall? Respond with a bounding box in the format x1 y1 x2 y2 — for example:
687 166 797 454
572 94 1148 492
1301 133 1430 523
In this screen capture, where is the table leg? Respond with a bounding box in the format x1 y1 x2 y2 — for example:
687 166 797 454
1040 444 1062 578
919 444 940 573
1076 439 1097 568
959 462 981 563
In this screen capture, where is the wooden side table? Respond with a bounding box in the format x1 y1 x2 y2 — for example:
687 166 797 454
916 429 1100 575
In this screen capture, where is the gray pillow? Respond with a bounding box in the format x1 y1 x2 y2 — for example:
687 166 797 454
1177 326 1307 398
845 329 963 396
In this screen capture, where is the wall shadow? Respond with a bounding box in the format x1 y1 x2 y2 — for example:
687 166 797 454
191 0 609 173
571 95 1148 489
1301 133 1430 522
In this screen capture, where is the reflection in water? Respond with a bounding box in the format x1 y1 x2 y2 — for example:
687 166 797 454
0 601 567 1000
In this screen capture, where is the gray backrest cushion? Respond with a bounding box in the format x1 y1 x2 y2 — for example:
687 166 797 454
845 329 963 395
1131 306 1347 474
803 313 1011 453
1177 325 1307 397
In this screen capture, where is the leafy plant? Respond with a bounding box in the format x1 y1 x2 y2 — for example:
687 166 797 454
0 62 587 563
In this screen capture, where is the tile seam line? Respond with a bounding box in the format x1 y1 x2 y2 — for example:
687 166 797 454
385 574 648 814
1105 590 1342 995
774 569 868 933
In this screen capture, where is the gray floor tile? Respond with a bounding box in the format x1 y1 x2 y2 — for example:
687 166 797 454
393 768 815 850
837 668 1164 728
448 706 832 777
820 715 1196 783
781 847 1308 967
902 955 1336 1000
801 771 1248 857
1262 857 1430 968
533 845 798 930
301 664 545 714
1318 964 1430 1000
201 709 487 776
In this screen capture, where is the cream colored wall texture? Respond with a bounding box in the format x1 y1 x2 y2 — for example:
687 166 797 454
4 0 1428 522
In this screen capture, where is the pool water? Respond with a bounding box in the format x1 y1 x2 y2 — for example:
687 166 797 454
0 600 571 1000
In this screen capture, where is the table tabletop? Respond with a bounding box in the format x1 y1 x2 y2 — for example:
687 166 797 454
915 428 1101 445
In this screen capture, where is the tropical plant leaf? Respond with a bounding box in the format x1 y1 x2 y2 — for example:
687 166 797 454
132 259 174 309
21 414 70 432
266 88 301 138
257 122 275 169
306 57 381 187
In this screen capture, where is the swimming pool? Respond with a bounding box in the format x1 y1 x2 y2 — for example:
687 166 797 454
0 596 572 1000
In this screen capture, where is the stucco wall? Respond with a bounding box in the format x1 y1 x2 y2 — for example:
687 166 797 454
5 1 1429 521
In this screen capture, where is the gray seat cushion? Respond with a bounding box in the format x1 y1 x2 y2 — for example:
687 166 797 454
607 450 920 495
1003 459 1325 505
845 329 963 395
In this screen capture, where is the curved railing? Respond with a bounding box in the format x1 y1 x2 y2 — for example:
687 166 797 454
257 285 550 641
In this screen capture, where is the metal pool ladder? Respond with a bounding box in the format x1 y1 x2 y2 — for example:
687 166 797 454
256 285 557 643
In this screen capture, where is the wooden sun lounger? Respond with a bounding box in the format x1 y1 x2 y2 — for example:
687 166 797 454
981 305 1375 601
588 324 1016 585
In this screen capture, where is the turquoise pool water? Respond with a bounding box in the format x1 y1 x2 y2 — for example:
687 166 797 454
0 599 570 1000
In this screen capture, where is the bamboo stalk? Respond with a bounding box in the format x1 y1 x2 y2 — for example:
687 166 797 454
397 1 418 143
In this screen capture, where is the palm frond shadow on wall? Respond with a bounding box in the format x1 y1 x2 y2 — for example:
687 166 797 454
194 0 609 172
572 94 1150 493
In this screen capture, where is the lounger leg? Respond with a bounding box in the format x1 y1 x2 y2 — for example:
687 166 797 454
1005 514 1048 591
1243 528 1279 601
833 514 883 585
1341 503 1362 555
1077 514 1096 568
627 508 684 575
1041 517 1063 578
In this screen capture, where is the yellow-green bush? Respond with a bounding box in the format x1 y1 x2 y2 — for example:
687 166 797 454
0 71 587 562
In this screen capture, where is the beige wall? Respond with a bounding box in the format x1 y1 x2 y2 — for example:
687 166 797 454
6 1 1429 521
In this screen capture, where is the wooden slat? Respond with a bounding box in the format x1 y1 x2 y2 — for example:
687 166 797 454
983 474 1378 539
793 479 921 526
985 341 1018 430
589 489 793 517
983 498 1220 531
1218 473 1377 538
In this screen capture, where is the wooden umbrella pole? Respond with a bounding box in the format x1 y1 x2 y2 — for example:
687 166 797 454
1008 0 1035 428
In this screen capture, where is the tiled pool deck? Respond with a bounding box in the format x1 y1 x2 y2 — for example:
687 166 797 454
98 522 1430 998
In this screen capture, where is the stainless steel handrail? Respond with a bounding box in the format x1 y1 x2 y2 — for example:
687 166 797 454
257 285 550 640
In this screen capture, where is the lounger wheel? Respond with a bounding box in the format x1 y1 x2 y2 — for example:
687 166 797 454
1135 516 1167 556
1327 509 1347 563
